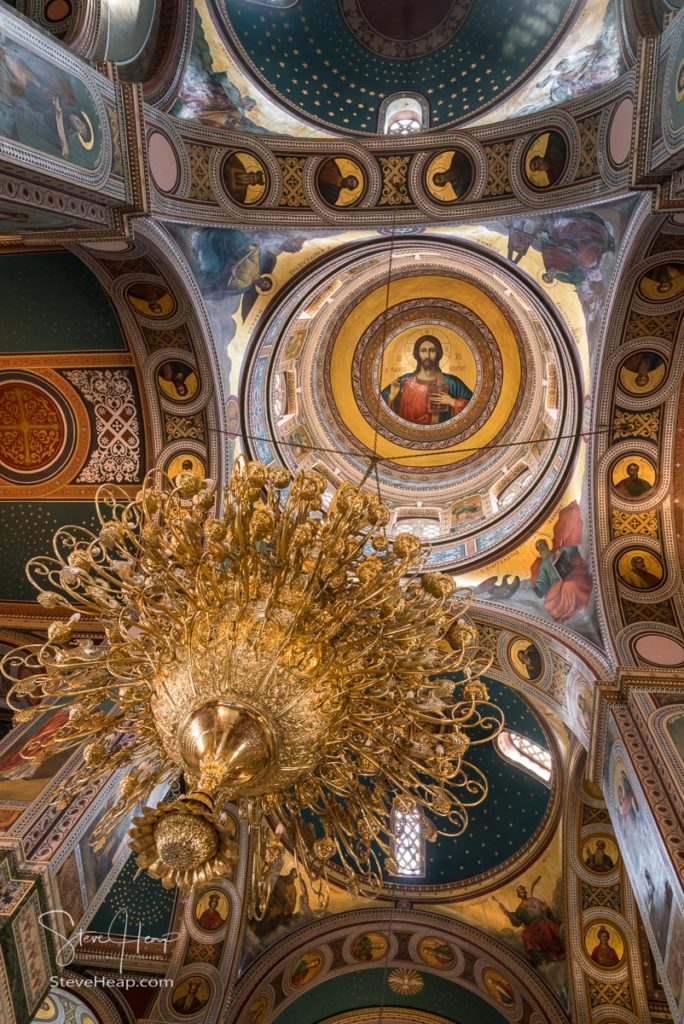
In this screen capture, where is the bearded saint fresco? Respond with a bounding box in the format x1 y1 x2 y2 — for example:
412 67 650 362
530 501 592 622
381 335 472 426
590 927 622 968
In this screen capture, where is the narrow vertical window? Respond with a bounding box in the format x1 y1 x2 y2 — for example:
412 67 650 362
390 801 425 876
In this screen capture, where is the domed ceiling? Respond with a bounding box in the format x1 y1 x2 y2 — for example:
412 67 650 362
213 0 582 133
244 236 581 572
374 676 556 898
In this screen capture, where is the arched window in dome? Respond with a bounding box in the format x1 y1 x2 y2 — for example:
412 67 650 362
392 508 442 541
496 730 552 786
393 518 441 541
379 93 429 135
272 372 288 421
389 801 426 876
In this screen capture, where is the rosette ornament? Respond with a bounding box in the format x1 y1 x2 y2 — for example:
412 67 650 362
2 461 503 913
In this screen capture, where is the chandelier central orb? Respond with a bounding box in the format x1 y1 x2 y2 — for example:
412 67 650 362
176 701 275 792
3 461 503 914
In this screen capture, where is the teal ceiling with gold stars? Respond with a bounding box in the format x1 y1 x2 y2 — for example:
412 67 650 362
216 0 580 133
274 968 508 1024
383 677 553 889
88 856 177 938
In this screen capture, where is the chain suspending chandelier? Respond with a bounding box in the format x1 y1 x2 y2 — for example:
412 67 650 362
2 461 503 916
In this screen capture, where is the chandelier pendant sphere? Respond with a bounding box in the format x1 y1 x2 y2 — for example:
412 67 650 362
3 461 503 915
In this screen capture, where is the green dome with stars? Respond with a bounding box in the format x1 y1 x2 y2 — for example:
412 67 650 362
215 0 581 133
381 676 555 896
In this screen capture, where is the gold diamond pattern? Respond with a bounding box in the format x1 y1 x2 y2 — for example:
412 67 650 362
622 599 675 625
108 109 124 179
278 157 307 207
576 114 600 180
650 232 684 254
612 409 660 441
589 980 632 1009
582 805 610 825
164 413 205 441
144 326 192 352
379 156 411 205
625 311 679 340
582 883 621 910
611 510 658 537
483 142 512 197
188 144 214 202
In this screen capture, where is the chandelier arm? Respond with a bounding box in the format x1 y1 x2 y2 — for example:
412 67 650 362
27 560 115 618
50 524 99 561
456 711 505 744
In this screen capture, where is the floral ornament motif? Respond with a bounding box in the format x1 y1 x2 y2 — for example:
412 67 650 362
64 369 140 484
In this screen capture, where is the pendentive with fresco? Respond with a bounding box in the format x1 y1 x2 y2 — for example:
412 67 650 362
2 457 504 917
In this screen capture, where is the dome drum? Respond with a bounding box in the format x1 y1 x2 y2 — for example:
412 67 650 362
243 237 582 572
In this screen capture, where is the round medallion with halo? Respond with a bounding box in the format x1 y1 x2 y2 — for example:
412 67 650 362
610 454 656 501
523 131 568 189
316 157 366 208
637 262 684 302
617 548 664 591
583 922 625 969
618 350 666 395
167 453 207 482
424 149 475 203
222 150 268 206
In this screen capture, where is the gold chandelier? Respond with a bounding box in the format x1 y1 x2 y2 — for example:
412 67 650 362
3 461 502 915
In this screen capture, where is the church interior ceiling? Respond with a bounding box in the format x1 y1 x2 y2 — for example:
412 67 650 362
171 0 625 136
0 0 683 1023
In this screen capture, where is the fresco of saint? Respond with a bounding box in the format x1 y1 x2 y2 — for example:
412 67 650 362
0 30 98 166
613 461 653 499
638 263 684 301
171 977 210 1016
590 926 621 968
492 876 564 966
524 131 567 188
530 501 592 622
507 212 614 286
317 158 363 207
381 335 472 426
156 361 199 402
619 553 663 590
584 839 615 873
223 151 267 206
515 642 543 681
196 891 228 931
427 149 473 202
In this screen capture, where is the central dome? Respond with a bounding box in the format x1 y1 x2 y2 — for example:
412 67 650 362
216 0 581 132
243 237 581 572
